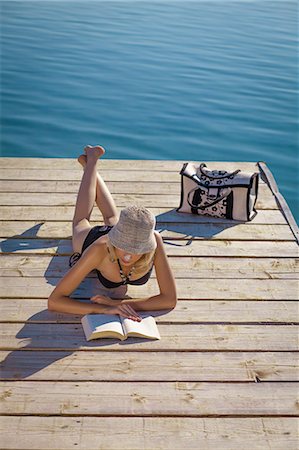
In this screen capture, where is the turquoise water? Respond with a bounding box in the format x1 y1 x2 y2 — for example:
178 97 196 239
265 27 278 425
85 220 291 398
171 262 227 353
1 1 298 222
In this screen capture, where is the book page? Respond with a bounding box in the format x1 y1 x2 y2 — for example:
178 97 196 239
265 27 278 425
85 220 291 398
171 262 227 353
81 314 124 341
121 315 161 340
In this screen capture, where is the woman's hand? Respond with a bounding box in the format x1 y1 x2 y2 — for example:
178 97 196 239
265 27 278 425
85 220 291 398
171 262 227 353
91 295 115 306
104 304 142 322
91 295 142 321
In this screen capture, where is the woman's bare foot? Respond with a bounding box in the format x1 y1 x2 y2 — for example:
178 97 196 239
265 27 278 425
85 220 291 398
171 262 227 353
77 154 87 168
84 145 105 161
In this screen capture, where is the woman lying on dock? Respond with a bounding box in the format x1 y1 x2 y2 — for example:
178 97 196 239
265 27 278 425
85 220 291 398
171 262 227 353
48 145 177 321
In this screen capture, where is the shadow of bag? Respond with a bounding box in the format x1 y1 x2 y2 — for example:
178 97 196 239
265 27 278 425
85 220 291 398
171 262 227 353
177 163 259 221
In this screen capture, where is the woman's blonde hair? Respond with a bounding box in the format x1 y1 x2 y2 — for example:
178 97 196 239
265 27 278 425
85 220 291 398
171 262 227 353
106 239 156 277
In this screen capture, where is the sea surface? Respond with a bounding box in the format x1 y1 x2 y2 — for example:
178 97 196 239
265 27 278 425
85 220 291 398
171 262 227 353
1 1 298 222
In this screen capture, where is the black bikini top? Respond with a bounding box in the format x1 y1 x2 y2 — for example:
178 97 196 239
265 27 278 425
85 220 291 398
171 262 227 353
69 223 154 288
95 263 153 289
69 252 153 288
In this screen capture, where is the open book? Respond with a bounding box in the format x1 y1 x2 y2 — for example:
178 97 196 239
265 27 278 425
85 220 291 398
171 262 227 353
81 314 161 341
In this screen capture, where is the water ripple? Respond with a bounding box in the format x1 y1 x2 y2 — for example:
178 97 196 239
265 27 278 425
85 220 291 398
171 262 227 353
1 0 298 220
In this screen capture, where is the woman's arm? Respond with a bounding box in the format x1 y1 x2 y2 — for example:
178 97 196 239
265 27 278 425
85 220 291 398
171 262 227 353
48 244 108 314
124 232 177 310
48 243 142 320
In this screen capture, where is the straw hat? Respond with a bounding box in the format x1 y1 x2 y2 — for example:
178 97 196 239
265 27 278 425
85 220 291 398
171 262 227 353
108 206 156 254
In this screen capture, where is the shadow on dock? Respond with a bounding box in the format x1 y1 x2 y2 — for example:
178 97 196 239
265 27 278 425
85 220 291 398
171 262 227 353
1 211 238 380
0 306 171 380
156 209 240 245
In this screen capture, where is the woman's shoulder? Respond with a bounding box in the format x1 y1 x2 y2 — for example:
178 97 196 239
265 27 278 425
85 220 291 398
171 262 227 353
154 230 163 244
81 235 109 261
94 233 110 245
153 231 166 258
88 235 111 259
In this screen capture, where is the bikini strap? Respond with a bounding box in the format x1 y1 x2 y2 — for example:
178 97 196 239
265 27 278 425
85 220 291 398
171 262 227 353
69 252 81 267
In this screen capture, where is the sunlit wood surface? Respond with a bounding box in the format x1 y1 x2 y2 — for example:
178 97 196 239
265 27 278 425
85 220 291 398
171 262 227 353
0 158 298 449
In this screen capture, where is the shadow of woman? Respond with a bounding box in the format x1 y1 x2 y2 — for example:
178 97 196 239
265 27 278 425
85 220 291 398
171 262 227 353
1 211 235 381
0 307 170 380
0 223 136 380
1 221 169 380
0 223 56 253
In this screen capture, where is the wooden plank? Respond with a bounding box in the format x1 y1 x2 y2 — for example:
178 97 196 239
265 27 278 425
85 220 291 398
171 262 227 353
1 299 298 324
1 255 298 279
0 179 183 194
0 158 261 172
0 276 298 300
1 323 298 351
0 192 189 207
158 222 294 240
2 239 298 258
0 178 270 194
1 350 297 382
1 221 295 241
0 417 298 450
0 189 277 209
0 206 285 224
0 381 297 416
158 240 299 258
0 168 185 182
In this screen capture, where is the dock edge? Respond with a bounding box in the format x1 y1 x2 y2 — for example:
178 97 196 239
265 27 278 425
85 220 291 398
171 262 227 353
258 161 299 244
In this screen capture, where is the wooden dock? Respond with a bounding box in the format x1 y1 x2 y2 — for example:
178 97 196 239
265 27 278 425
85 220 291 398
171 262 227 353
0 158 298 449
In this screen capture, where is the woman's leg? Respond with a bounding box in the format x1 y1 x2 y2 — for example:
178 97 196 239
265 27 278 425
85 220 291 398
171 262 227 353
78 153 118 226
72 146 118 253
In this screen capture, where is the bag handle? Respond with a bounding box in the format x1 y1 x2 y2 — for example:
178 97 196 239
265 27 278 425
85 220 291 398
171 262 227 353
187 186 231 210
198 163 240 180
